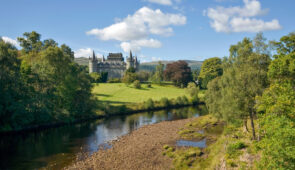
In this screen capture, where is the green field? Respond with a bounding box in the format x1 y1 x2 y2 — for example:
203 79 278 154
92 83 188 105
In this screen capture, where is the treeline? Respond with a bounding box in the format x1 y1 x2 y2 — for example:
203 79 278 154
0 31 94 132
203 32 295 169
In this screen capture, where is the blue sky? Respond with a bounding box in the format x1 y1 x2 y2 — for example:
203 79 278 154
1 0 294 62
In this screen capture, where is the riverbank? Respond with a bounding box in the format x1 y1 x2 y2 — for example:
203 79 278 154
66 116 194 169
0 101 203 135
66 114 221 170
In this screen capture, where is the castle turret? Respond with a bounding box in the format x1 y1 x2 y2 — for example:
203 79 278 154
126 50 133 69
102 55 105 62
89 50 98 73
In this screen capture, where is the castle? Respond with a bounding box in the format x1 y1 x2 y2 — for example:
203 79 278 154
89 51 139 79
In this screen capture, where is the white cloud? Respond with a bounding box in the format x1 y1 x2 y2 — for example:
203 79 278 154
87 7 186 41
147 0 172 6
74 48 102 58
120 39 162 53
87 6 185 52
2 36 19 47
205 0 281 33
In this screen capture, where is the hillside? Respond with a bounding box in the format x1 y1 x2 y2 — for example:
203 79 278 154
74 57 89 66
140 60 203 71
74 57 203 71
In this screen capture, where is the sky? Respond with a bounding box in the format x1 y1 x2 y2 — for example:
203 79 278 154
1 0 295 62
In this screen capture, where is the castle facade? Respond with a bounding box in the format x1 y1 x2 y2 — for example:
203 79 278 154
89 51 139 79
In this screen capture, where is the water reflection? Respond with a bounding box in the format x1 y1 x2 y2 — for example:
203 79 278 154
0 105 207 170
176 139 207 148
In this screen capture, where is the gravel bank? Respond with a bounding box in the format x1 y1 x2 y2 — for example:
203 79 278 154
66 117 196 170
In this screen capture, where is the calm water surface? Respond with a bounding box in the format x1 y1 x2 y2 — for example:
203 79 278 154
0 105 207 170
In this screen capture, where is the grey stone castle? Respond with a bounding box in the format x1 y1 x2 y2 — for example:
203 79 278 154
89 50 139 79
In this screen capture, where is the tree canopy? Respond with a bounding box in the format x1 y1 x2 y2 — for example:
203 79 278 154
198 57 222 89
164 60 192 87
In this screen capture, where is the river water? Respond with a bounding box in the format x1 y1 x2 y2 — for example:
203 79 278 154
0 105 207 170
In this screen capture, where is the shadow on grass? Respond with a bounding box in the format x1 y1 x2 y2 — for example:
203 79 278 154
95 94 112 97
97 100 132 105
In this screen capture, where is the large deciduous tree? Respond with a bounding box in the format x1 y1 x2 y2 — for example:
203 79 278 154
198 57 222 89
206 34 271 139
164 60 193 87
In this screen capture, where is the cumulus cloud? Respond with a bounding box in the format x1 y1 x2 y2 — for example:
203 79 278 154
120 39 162 53
74 48 102 58
87 6 185 52
1 36 19 47
87 7 186 41
205 0 281 33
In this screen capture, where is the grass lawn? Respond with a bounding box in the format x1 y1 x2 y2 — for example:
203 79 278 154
92 83 189 105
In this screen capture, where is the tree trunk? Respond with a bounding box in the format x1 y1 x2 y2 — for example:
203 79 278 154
244 119 249 132
249 111 256 140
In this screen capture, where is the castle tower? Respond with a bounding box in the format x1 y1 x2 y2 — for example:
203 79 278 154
102 55 105 62
89 50 98 73
134 56 139 70
126 50 134 69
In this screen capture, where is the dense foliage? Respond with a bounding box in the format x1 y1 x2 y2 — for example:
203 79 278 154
164 60 192 87
205 32 295 168
198 57 222 89
256 32 295 169
151 62 164 84
206 34 270 139
0 31 94 132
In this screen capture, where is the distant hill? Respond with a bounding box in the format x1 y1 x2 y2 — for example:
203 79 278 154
74 58 203 71
140 60 203 71
74 57 89 66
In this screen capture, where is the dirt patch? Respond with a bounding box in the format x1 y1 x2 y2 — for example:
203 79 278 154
66 118 196 170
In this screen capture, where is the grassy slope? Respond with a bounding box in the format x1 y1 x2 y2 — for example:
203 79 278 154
92 83 188 105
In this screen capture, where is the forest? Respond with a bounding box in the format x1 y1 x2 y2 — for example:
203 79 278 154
0 31 95 132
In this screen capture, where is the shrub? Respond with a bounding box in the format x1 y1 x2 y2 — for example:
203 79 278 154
133 80 141 89
182 96 189 105
107 78 121 83
160 97 170 107
176 96 184 106
226 141 246 159
144 98 154 110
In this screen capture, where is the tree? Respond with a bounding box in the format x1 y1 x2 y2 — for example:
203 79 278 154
152 61 164 84
1 31 95 132
205 36 270 139
198 57 222 89
122 72 137 85
164 60 192 87
256 32 295 169
0 39 25 130
17 31 43 53
90 72 101 83
186 82 199 104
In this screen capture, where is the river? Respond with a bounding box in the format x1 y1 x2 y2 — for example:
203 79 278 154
0 105 207 170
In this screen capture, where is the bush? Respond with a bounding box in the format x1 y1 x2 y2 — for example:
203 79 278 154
176 96 184 106
122 72 137 85
226 141 246 159
182 96 189 105
144 98 154 110
160 97 170 107
107 78 121 83
90 72 101 83
146 83 152 88
133 80 141 89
